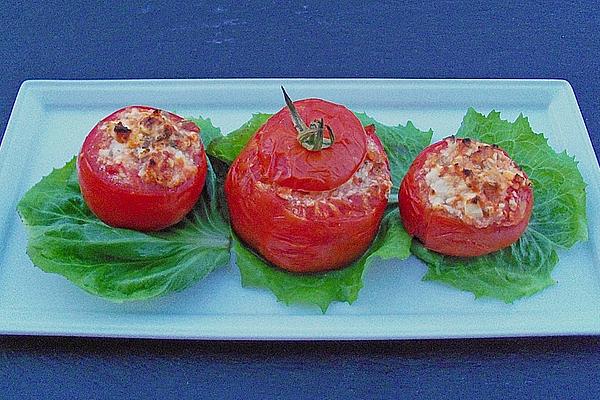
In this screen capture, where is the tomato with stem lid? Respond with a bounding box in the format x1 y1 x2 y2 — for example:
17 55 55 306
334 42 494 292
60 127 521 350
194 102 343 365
399 136 533 257
256 87 368 192
78 105 207 231
225 88 392 273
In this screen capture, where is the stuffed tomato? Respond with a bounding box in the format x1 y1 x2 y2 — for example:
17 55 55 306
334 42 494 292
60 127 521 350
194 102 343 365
78 106 207 231
399 136 533 257
225 89 392 273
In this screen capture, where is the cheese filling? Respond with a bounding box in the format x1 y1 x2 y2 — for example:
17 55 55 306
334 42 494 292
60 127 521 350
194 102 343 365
422 137 531 227
96 107 200 188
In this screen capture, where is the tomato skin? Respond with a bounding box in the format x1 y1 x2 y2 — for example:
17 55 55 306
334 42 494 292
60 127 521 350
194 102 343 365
77 106 207 231
399 140 533 257
226 124 389 273
256 98 367 192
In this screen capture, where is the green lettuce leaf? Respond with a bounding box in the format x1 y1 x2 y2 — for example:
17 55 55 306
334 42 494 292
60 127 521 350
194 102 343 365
209 113 431 310
17 118 231 302
355 113 433 195
412 230 558 302
412 109 588 302
165 114 223 150
207 113 271 164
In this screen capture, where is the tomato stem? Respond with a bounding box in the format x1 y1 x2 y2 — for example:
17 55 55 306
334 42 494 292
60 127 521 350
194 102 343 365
281 86 335 151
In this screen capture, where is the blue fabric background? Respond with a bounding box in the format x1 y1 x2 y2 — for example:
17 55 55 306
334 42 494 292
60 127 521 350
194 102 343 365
1 1 599 398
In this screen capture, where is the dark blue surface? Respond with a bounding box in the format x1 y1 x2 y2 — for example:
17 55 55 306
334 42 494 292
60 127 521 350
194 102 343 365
1 1 599 399
2 336 600 399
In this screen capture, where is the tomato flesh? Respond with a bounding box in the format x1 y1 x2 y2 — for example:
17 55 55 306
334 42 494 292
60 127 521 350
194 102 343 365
78 106 207 231
399 137 533 257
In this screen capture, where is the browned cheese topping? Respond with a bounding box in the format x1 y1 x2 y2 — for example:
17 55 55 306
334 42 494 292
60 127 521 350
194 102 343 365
96 108 201 188
422 137 531 227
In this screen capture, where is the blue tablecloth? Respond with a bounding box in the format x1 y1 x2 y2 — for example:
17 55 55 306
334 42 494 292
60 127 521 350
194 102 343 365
1 1 599 398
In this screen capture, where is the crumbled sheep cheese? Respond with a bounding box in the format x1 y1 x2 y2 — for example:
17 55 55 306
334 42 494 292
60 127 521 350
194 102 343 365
95 107 200 188
422 137 531 227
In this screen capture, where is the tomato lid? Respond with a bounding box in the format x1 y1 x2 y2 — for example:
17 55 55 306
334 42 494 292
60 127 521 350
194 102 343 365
256 98 367 192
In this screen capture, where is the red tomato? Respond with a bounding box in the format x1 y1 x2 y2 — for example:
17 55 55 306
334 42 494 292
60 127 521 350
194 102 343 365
399 137 533 257
225 96 392 273
78 106 207 231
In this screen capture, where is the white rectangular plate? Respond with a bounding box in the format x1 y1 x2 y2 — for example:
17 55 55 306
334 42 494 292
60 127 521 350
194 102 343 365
1 79 599 340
